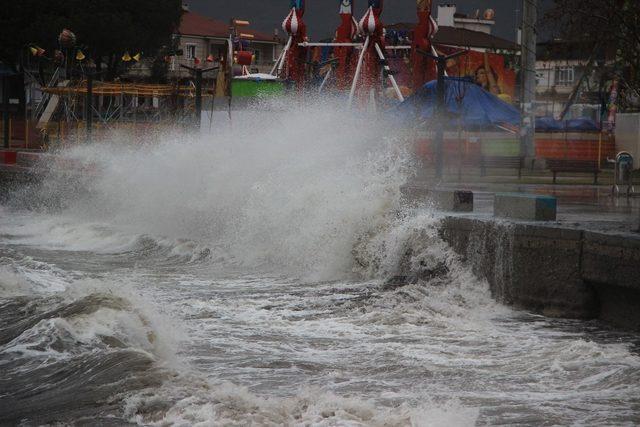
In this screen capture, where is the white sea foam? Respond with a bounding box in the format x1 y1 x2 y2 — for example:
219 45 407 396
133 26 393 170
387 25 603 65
1 98 640 426
124 379 480 427
27 99 413 280
0 256 181 368
0 258 69 295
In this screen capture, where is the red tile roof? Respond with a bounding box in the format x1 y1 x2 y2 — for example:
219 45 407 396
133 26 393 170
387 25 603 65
178 11 276 43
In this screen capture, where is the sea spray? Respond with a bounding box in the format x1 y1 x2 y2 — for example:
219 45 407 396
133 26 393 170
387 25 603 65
24 99 415 280
1 99 640 425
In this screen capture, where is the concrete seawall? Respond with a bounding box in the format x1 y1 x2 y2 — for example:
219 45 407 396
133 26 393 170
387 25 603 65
439 216 640 330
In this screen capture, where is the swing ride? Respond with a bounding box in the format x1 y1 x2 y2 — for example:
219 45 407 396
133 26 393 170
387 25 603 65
31 0 524 148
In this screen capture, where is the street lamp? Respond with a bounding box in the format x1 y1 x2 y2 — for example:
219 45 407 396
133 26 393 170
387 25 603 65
417 49 467 180
180 65 218 129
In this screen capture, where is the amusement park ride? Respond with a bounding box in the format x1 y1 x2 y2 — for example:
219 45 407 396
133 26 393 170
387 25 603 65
29 0 449 145
233 0 442 108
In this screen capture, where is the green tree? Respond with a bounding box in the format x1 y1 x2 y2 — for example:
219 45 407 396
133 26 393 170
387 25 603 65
0 0 71 67
545 0 640 109
0 0 182 79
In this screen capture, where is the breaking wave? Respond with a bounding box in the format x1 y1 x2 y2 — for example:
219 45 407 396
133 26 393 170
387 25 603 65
2 99 639 425
11 99 418 281
0 256 179 425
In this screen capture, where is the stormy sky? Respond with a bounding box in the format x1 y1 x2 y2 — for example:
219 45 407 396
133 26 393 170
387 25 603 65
186 0 524 42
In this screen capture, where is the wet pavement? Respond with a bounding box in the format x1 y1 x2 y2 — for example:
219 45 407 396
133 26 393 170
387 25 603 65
436 183 640 235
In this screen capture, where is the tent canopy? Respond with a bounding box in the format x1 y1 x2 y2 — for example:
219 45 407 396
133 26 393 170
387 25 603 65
395 77 520 130
535 116 600 132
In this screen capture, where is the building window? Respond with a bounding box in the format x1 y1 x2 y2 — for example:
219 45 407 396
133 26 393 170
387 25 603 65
185 44 197 60
555 66 574 86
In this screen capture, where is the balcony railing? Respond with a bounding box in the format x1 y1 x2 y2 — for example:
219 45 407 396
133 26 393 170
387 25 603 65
121 57 279 80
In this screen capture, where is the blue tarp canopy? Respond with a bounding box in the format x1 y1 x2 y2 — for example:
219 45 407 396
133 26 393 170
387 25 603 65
535 116 600 132
395 77 520 130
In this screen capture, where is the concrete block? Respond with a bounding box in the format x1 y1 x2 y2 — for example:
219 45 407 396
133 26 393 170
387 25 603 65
429 190 474 212
400 185 473 212
494 193 557 221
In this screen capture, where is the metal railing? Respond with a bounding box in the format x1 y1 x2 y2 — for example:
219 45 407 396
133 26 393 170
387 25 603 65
168 58 277 78
33 67 61 120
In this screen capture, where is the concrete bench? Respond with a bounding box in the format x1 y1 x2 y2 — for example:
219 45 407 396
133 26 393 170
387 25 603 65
494 193 557 221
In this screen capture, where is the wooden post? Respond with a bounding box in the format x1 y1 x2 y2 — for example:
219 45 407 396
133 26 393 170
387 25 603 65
25 118 29 149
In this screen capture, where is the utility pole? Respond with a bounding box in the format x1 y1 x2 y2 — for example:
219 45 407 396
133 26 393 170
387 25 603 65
2 76 9 149
520 0 537 161
419 49 466 180
79 67 103 143
180 65 217 129
85 71 93 142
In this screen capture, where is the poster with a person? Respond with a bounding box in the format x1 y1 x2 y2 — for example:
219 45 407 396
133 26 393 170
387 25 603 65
438 47 517 103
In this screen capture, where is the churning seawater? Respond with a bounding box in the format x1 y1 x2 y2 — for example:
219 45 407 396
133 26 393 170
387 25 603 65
1 101 639 426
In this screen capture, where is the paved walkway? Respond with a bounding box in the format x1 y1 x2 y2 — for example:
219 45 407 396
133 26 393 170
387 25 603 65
437 182 640 234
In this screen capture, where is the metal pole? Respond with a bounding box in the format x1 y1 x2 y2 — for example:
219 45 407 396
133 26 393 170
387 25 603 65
272 36 292 76
434 56 446 180
2 77 9 149
348 35 370 108
415 49 466 180
319 67 333 93
431 45 448 77
300 42 362 47
85 72 93 142
180 65 217 131
276 36 293 76
194 68 203 129
374 42 404 102
520 0 537 160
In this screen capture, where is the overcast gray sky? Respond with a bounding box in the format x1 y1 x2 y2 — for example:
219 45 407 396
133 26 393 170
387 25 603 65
186 0 523 42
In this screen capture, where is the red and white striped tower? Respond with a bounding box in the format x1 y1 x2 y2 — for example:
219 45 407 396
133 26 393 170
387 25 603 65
411 0 438 91
281 0 308 89
335 0 358 90
350 0 384 106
